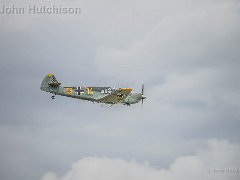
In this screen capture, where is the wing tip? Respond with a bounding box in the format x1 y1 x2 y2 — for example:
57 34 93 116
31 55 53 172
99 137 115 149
120 88 133 91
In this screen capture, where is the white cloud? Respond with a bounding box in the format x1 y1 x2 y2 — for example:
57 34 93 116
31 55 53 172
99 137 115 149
40 139 240 180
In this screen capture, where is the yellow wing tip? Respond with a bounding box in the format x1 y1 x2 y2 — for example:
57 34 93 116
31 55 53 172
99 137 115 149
47 73 54 77
120 88 133 91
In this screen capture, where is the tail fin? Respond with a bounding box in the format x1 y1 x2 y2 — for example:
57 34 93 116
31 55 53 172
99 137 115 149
40 74 61 92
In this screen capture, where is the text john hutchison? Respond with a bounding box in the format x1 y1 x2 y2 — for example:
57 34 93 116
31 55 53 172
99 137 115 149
0 5 81 15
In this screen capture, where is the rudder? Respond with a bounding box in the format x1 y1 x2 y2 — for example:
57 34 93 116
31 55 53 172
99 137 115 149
40 74 61 92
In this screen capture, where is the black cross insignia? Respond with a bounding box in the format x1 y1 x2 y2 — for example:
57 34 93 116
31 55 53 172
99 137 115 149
75 87 85 95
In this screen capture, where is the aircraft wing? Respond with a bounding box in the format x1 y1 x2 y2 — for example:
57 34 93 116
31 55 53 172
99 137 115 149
97 88 132 104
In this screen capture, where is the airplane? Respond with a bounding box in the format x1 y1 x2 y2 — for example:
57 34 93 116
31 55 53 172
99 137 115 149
40 74 146 106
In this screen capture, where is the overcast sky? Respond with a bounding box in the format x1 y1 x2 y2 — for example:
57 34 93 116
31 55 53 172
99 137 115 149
0 0 240 180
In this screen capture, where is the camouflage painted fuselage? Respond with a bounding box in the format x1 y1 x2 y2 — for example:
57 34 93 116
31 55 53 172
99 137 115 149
40 74 145 105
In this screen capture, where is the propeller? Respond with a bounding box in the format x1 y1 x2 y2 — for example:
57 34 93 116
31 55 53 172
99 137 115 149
141 84 146 107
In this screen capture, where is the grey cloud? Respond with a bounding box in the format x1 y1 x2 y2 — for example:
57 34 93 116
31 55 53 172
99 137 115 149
0 0 240 180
